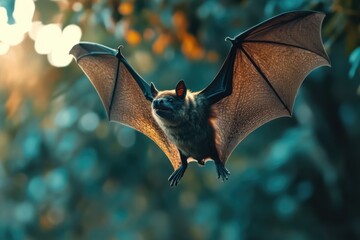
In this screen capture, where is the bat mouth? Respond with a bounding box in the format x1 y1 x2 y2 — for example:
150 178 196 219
154 105 174 119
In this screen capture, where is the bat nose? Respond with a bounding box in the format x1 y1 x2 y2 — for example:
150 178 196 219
153 99 164 108
154 99 164 106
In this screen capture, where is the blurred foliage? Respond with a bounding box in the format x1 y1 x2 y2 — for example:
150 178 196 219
0 0 360 239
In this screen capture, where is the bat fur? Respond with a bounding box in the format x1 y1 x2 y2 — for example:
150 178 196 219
150 81 230 184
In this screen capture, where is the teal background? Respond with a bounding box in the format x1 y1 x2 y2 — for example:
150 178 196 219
0 0 359 239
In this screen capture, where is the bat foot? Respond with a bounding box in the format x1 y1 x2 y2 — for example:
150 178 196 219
215 163 230 182
168 165 187 187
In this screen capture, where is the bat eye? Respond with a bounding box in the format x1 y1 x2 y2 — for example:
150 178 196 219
168 98 174 103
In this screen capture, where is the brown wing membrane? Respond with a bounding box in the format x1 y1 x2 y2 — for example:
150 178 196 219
204 11 330 163
70 43 181 169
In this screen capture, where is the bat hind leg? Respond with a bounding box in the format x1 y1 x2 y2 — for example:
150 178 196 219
168 165 187 186
211 149 230 181
215 161 230 182
168 151 188 187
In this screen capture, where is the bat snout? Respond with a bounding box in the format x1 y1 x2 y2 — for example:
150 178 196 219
153 99 163 108
152 99 175 120
153 99 172 111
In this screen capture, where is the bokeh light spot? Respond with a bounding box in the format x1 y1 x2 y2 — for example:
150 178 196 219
72 2 83 12
33 23 82 65
55 132 80 159
72 148 98 180
47 167 68 193
152 33 172 54
118 2 134 15
265 174 289 194
13 0 35 27
23 132 41 159
35 24 62 54
55 107 79 128
0 24 25 46
0 0 35 46
28 21 44 40
117 127 136 148
125 29 141 45
79 112 100 132
48 24 82 67
28 176 47 202
48 50 73 67
14 202 35 223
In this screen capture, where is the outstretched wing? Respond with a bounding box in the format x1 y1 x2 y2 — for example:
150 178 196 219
200 11 331 163
70 43 181 169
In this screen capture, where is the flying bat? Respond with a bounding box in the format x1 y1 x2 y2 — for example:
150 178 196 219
70 11 330 186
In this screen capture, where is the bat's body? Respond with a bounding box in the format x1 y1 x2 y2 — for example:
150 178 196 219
70 11 330 186
152 89 212 161
150 84 229 183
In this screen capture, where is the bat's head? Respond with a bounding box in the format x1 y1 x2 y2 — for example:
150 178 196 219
151 80 188 126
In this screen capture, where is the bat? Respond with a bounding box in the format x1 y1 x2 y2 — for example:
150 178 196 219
70 11 330 186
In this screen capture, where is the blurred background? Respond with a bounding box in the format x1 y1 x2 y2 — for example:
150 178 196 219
0 0 359 239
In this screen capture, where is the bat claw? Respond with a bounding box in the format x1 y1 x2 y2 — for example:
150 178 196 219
216 163 230 182
168 165 187 187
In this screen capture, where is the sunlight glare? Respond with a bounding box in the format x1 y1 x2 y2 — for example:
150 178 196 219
0 42 10 55
0 7 25 46
1 24 26 46
62 25 82 44
35 24 62 54
29 21 44 40
13 0 35 33
48 24 82 67
48 49 73 67
0 0 35 47
0 7 7 23
0 1 80 67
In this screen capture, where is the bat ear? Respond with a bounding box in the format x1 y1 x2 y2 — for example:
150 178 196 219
150 82 158 98
175 80 187 99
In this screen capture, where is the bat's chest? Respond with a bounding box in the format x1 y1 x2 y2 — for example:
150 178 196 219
165 122 215 160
